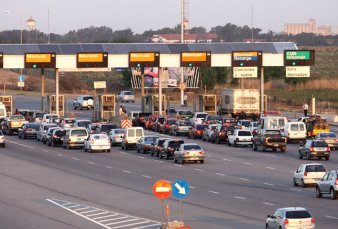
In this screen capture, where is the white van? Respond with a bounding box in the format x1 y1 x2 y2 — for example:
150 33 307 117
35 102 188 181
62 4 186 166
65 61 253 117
282 121 307 142
0 102 7 122
121 127 144 150
42 113 59 124
257 116 288 131
189 112 208 126
62 127 88 149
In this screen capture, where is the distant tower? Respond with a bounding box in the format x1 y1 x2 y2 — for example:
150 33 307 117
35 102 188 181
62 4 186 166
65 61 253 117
183 0 189 34
308 18 317 34
26 17 36 30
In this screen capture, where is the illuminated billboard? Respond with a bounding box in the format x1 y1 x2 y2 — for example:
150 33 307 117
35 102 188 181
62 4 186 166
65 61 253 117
25 53 56 68
284 50 315 66
129 52 160 68
77 52 108 68
232 51 262 67
180 51 211 67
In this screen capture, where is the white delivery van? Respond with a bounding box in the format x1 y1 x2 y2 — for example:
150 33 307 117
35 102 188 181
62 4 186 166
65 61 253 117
282 121 307 142
0 102 7 122
257 116 288 131
121 127 144 150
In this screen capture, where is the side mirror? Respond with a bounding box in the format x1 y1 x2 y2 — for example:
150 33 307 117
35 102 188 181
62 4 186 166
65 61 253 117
267 215 271 218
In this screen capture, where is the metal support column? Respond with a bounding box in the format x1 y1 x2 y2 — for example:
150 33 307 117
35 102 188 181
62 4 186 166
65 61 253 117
260 67 264 113
159 68 163 116
41 68 45 111
55 68 59 116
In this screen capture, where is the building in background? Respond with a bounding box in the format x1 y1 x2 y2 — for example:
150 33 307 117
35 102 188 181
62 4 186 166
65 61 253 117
317 26 332 36
284 18 333 36
151 33 217 43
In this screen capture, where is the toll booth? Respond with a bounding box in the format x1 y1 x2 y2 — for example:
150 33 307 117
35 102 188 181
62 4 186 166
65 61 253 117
199 94 217 115
100 94 116 121
142 94 167 115
0 95 13 116
46 95 65 117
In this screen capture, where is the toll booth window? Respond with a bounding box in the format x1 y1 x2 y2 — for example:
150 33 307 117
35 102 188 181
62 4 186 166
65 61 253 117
0 109 5 116
224 95 230 105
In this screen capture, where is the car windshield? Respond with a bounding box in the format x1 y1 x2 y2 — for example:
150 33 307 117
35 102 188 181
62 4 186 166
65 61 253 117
114 129 125 134
265 130 281 136
179 121 191 126
196 114 208 119
312 141 328 147
305 165 326 172
124 91 133 95
196 125 208 130
26 124 39 130
46 115 58 119
241 121 251 127
55 130 65 136
285 211 312 219
158 139 166 146
101 125 117 132
10 115 25 120
207 116 220 120
167 120 176 125
184 145 202 150
168 140 184 148
158 118 165 123
36 113 46 118
83 96 94 100
94 134 108 139
178 111 193 116
238 131 252 136
320 133 336 138
144 137 157 143
77 121 91 128
72 129 87 136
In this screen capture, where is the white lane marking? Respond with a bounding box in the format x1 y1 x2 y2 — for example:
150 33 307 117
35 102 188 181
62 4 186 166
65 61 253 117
72 157 79 160
68 204 82 209
266 155 276 158
57 154 63 157
209 191 220 195
142 175 151 179
194 168 204 172
174 164 182 167
239 177 249 181
88 162 95 165
189 186 196 189
42 150 49 153
138 156 145 159
46 199 112 229
130 223 162 229
7 140 34 149
155 160 164 163
262 202 275 206
105 166 113 169
79 209 99 214
93 213 119 220
266 167 276 170
123 170 132 174
244 162 253 166
105 218 139 226
87 211 109 217
120 152 127 155
290 188 302 192
264 183 274 186
325 215 338 220
234 196 247 200
73 206 91 211
216 173 226 176
223 158 232 162
99 216 129 223
114 221 154 228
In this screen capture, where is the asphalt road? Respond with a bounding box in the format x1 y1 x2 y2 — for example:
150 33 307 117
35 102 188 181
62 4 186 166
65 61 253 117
1 96 337 229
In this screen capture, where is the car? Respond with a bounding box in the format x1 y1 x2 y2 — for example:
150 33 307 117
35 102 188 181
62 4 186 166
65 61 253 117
94 123 118 135
204 115 222 124
117 91 135 103
221 117 237 126
44 127 62 145
18 123 40 139
0 130 5 147
174 143 205 164
36 123 58 142
169 120 192 136
47 129 66 147
189 112 208 126
150 138 170 157
73 95 94 110
202 124 221 142
136 136 159 154
17 109 35 121
159 139 184 160
109 128 125 146
266 207 315 229
249 121 258 135
62 128 88 149
121 127 144 150
60 118 76 130
228 129 253 147
187 124 208 139
74 119 92 129
299 139 330 160
42 113 59 124
315 170 338 199
151 116 165 132
236 119 251 129
176 110 194 120
131 112 152 127
145 115 158 130
1 115 28 135
282 121 307 143
252 129 287 152
159 118 177 134
84 134 111 153
293 163 327 187
87 123 99 134
31 111 47 123
210 125 235 144
315 132 338 150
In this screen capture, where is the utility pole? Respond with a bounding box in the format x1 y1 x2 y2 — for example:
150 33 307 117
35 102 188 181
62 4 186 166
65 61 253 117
180 0 185 106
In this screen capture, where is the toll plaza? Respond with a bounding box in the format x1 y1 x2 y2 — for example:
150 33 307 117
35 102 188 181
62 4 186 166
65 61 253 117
0 42 313 119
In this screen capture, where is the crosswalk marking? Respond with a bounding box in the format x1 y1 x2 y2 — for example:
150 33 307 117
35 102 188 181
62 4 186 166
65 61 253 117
46 199 161 229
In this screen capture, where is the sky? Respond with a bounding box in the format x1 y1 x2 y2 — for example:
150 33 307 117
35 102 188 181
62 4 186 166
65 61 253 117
1 0 337 35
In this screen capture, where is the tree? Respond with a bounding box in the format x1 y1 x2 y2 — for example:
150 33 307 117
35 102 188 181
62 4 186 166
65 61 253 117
200 67 217 89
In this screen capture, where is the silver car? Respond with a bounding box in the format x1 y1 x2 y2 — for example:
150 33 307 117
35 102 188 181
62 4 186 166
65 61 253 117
174 143 205 164
109 128 125 146
315 170 338 199
266 207 315 229
118 91 135 103
0 130 5 147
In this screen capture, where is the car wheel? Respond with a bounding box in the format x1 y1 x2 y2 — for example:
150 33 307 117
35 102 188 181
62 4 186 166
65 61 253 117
325 156 330 161
174 157 177 163
200 160 204 164
181 157 185 165
280 147 286 152
202 137 205 141
306 153 311 160
262 145 266 152
136 148 140 153
293 178 298 186
217 138 220 144
150 151 154 156
330 188 337 200
228 141 231 146
18 134 21 139
272 148 277 152
316 186 322 198
299 151 303 159
252 143 257 151
300 179 306 188
107 149 110 153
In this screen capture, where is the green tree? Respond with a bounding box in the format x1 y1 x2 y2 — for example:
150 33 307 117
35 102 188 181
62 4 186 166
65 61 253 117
200 67 217 89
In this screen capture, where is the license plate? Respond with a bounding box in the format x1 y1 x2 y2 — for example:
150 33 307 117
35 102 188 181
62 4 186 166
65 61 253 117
77 138 82 141
315 147 326 151
274 144 279 147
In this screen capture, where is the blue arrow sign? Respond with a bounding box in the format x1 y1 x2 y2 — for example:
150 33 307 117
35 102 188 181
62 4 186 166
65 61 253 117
18 75 24 81
172 179 190 199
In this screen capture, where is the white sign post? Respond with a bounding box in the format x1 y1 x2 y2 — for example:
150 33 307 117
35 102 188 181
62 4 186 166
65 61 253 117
285 66 310 77
233 67 258 78
17 81 25 87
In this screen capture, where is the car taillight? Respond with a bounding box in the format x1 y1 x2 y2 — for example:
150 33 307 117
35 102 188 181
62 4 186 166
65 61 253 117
199 151 205 155
335 179 338 185
311 217 315 224
53 135 57 138
219 133 222 136
184 152 190 155
165 124 170 128
236 138 239 142
327 147 330 151
284 218 289 225
91 140 95 144
310 147 314 151
284 138 287 143
304 171 308 176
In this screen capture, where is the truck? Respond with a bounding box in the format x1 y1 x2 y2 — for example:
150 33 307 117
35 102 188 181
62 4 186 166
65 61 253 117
1 115 28 135
220 89 260 116
0 102 7 126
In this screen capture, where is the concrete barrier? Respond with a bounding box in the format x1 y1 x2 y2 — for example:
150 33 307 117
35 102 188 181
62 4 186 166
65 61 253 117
319 114 338 123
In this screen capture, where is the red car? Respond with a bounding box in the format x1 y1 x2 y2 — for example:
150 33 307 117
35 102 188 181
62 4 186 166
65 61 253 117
145 115 158 130
187 124 208 139
159 118 177 134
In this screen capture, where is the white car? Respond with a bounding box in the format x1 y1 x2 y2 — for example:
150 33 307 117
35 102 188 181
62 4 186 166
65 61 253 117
228 129 253 147
174 143 205 164
189 112 208 126
84 134 111 153
117 91 135 103
73 95 94 110
0 130 5 147
37 123 58 142
293 163 327 187
109 128 125 146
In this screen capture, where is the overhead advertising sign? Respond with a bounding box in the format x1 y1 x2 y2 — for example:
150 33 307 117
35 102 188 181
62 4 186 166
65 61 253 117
284 50 315 66
0 52 3 68
25 53 56 68
232 51 262 67
180 51 211 67
233 67 258 78
77 52 108 68
129 52 160 68
285 66 310 77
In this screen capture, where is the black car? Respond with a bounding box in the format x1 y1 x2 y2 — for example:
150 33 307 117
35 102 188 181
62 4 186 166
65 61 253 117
136 136 159 154
160 139 185 160
152 117 165 132
94 124 118 135
18 123 40 139
150 138 170 157
47 129 66 147
132 112 152 127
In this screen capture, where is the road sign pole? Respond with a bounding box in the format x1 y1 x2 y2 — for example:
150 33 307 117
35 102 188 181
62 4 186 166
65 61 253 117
56 68 59 117
41 68 45 111
161 199 164 229
260 67 264 113
180 199 183 222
